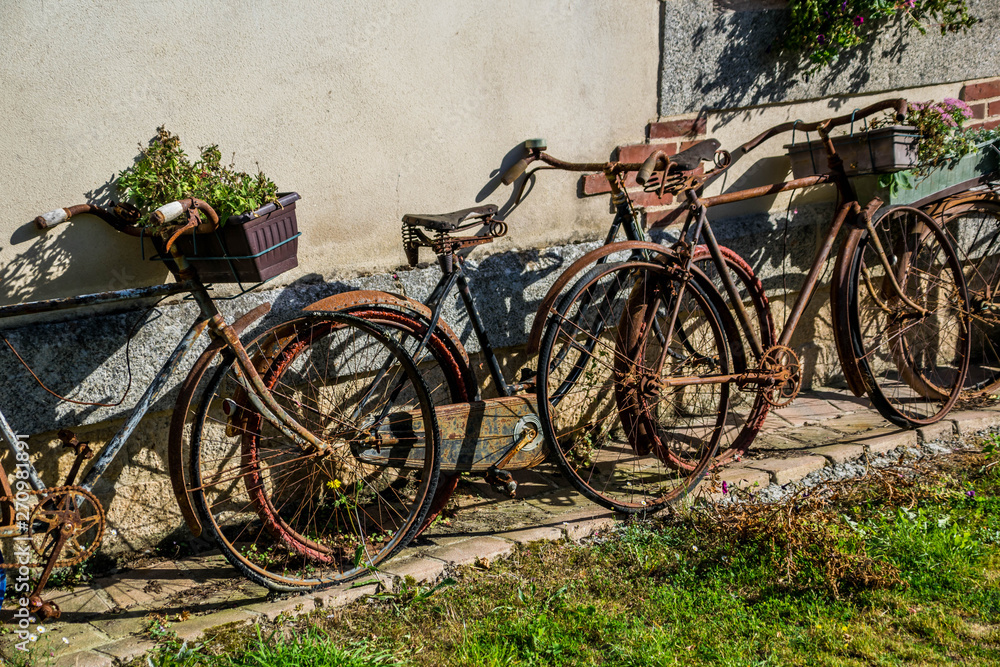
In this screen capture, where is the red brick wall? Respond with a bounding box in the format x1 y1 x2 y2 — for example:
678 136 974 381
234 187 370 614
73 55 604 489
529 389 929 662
581 115 708 227
962 77 1000 132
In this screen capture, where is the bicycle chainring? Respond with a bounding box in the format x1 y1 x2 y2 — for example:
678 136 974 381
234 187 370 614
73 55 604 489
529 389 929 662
27 486 105 569
760 345 802 408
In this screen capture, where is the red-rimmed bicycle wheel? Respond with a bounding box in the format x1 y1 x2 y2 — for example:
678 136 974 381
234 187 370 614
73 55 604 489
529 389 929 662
692 245 775 463
189 312 440 591
331 305 474 531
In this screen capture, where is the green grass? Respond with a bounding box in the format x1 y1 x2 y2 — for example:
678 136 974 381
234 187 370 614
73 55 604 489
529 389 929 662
133 450 1000 666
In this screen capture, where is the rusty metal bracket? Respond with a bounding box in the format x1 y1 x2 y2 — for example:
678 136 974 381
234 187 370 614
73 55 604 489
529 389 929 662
58 429 93 487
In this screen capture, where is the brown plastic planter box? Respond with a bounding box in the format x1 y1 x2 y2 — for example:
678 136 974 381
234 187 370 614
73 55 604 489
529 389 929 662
785 126 920 178
169 192 300 284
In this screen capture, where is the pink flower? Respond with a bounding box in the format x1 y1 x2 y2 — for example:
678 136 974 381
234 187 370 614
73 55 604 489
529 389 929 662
944 97 972 118
818 34 827 44
722 481 729 495
854 15 865 26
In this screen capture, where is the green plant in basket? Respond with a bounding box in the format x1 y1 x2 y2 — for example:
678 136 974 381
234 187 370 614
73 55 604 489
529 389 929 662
117 126 278 227
871 98 980 195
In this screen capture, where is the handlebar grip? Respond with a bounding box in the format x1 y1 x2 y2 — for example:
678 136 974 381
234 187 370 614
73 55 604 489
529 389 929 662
895 98 908 122
636 155 657 186
637 151 669 186
501 159 528 185
152 201 186 225
34 208 69 230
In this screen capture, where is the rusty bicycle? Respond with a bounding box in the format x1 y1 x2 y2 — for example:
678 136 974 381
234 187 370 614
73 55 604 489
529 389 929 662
285 138 776 522
908 179 1000 397
0 198 444 617
506 99 971 496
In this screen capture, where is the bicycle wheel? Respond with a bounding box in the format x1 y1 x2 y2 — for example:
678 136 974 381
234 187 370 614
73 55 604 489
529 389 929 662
190 312 440 590
692 245 775 463
329 305 473 530
935 198 1000 396
849 206 971 428
537 260 730 513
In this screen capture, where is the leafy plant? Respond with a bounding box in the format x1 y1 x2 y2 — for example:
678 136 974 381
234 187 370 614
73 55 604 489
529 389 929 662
117 127 278 227
779 0 979 72
872 98 998 194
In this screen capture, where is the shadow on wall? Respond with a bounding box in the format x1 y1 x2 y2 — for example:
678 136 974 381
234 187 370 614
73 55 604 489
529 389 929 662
670 1 922 123
0 172 170 306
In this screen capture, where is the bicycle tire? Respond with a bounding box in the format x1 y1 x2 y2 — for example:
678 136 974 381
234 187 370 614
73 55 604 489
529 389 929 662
849 206 971 428
189 312 440 591
931 197 1000 396
692 245 775 463
537 260 730 513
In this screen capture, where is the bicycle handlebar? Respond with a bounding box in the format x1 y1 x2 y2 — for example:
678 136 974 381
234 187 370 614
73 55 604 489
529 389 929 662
504 99 908 194
501 159 529 185
637 150 669 186
741 98 907 155
34 204 145 236
34 198 220 252
149 198 219 229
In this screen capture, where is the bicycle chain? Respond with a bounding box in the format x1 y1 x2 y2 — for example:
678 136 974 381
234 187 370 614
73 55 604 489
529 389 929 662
0 485 105 569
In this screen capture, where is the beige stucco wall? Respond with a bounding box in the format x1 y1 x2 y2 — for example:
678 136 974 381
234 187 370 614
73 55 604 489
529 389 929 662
0 0 660 305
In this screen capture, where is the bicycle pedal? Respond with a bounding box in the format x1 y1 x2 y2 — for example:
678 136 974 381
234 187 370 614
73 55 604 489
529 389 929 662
0 524 22 538
484 467 517 498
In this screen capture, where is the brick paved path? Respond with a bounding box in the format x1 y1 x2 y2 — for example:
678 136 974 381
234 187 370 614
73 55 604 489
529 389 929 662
4 388 998 667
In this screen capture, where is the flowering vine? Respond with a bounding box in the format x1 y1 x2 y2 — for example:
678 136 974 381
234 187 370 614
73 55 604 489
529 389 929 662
779 0 978 71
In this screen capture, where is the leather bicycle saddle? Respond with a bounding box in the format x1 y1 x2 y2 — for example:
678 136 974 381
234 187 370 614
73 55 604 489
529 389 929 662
402 205 498 231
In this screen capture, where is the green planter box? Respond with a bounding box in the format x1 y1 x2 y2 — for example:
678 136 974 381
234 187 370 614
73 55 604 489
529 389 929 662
852 141 1000 206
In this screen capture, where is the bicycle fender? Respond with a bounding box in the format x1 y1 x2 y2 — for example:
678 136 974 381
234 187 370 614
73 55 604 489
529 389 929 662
831 229 869 398
527 241 674 354
304 290 471 371
167 302 272 538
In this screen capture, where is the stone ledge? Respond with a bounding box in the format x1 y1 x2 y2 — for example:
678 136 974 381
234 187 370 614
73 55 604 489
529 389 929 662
917 420 955 444
56 648 117 667
380 554 448 584
947 410 1000 436
860 431 914 456
743 455 827 485
808 444 865 465
420 536 515 567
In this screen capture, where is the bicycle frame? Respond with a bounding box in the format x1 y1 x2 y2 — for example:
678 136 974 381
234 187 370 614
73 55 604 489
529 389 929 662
409 170 654 402
0 259 319 501
644 104 933 396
